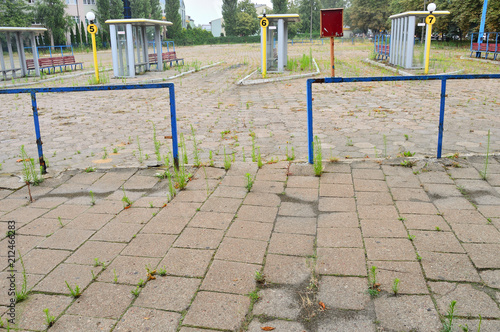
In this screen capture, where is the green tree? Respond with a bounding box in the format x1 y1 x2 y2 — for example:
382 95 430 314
165 0 182 38
34 0 71 46
130 0 151 18
150 0 162 20
81 21 87 45
345 0 391 33
96 0 124 44
75 22 81 45
235 0 258 36
299 0 321 37
272 0 288 13
222 0 238 36
0 0 32 27
321 0 345 9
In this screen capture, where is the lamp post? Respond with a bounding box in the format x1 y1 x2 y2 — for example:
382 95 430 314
424 3 436 75
86 11 99 83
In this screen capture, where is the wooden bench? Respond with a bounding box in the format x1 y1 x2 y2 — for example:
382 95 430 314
375 45 390 60
62 56 83 71
149 52 184 68
471 42 499 60
26 56 84 75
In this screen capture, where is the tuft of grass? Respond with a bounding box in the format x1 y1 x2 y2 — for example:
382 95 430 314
89 190 95 206
313 136 323 176
480 129 491 180
131 286 140 297
85 167 96 173
224 147 231 170
254 270 265 284
441 300 457 332
245 173 254 192
191 124 201 167
136 136 143 163
44 308 55 327
257 147 263 168
247 290 260 301
158 266 167 276
401 160 416 168
121 186 132 208
392 278 400 295
15 254 29 303
65 281 82 298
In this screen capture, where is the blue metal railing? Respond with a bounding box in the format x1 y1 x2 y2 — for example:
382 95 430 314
470 32 499 60
307 74 500 164
0 83 179 173
374 34 390 60
24 45 74 58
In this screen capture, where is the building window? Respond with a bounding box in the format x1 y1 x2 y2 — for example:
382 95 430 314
66 0 76 4
83 0 96 4
72 16 79 24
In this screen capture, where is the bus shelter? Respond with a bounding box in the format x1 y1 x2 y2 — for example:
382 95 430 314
105 19 172 78
0 26 47 80
258 14 300 73
389 11 449 69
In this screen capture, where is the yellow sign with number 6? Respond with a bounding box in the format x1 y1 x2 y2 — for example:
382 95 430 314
425 15 436 25
260 17 269 28
87 24 98 34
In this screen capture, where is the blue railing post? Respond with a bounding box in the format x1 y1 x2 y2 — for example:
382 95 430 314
307 79 314 164
30 92 46 174
437 79 447 159
169 85 179 170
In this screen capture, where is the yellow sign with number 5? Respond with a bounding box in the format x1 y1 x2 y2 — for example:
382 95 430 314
425 15 436 25
87 24 98 34
260 17 269 28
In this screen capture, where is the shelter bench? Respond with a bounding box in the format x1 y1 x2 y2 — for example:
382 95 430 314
470 42 499 60
148 52 184 68
26 56 84 75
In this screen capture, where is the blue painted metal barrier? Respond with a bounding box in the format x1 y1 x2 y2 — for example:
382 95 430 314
24 45 74 58
307 74 500 164
0 83 179 173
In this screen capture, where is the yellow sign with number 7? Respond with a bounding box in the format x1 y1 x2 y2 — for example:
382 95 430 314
425 15 436 25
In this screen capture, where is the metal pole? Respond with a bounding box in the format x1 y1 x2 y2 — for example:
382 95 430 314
437 79 447 158
330 37 334 77
31 92 47 174
91 31 99 82
477 0 489 58
424 21 433 74
169 85 179 170
307 80 314 164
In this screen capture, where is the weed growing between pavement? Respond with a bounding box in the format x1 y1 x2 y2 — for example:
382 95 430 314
191 125 201 167
15 254 29 303
367 265 380 297
136 136 143 163
480 129 491 180
20 145 43 202
245 173 254 192
174 163 191 190
149 120 162 163
257 147 263 168
180 133 188 165
392 278 400 295
65 281 81 298
286 142 295 161
441 300 457 332
224 147 231 170
43 308 55 327
89 190 95 205
313 136 323 176
121 186 132 208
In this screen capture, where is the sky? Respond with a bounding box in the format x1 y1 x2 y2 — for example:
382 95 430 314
185 0 274 26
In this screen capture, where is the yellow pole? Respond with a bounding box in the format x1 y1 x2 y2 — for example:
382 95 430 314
262 26 267 78
424 23 432 75
91 32 99 82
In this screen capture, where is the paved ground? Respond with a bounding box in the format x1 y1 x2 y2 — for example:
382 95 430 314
0 155 500 331
1 43 499 175
0 42 499 331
